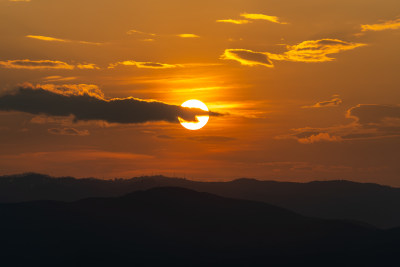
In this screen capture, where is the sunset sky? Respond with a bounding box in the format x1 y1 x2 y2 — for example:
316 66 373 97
0 0 399 185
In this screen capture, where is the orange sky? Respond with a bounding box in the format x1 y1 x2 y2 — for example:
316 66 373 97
0 0 399 185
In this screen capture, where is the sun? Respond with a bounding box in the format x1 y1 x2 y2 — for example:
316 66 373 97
179 99 209 130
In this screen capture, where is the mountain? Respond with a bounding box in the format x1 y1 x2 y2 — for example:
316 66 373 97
1 173 400 228
1 187 398 266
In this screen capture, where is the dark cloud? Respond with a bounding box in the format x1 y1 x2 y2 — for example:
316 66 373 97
48 128 89 136
0 85 219 124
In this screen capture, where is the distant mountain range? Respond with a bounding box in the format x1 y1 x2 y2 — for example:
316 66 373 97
1 187 399 266
1 173 400 229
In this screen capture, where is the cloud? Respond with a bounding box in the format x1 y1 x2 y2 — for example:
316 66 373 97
217 12 287 25
127 30 200 39
302 96 342 108
240 13 287 24
297 133 342 144
43 76 77 82
0 84 218 124
361 18 400 32
177 34 200 38
126 29 156 36
268 39 366 63
26 35 67 42
33 83 105 98
221 49 274 67
0 59 99 70
216 19 251 25
9 0 31 2
48 127 89 136
279 104 400 143
76 63 100 69
108 60 178 69
26 35 101 45
222 39 365 67
0 59 74 70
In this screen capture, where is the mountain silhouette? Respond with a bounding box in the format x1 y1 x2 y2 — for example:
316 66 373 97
1 173 400 228
1 187 399 266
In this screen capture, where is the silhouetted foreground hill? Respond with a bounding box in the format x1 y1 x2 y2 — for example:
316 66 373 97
1 187 399 266
1 173 400 228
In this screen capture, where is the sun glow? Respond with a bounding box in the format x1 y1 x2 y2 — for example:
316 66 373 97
179 99 209 130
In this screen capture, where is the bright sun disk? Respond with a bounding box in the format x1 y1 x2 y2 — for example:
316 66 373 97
179 99 209 130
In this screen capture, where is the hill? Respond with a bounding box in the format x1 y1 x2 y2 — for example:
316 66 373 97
1 173 400 228
1 187 398 266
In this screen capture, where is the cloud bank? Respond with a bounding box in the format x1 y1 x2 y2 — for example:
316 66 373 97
279 104 400 143
0 84 217 124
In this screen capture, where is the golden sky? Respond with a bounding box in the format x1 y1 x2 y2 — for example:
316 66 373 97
0 0 399 185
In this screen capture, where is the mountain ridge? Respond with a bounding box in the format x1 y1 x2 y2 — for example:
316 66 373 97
1 173 400 228
1 186 396 266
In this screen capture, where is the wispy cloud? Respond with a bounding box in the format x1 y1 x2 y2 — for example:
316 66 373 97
361 18 400 32
221 49 273 67
0 59 74 70
26 35 67 42
216 19 251 25
222 39 365 67
217 12 287 25
240 13 288 24
26 35 101 45
48 127 89 136
278 104 400 143
9 0 31 2
108 60 178 69
42 76 77 82
0 59 99 70
302 96 342 108
127 30 199 39
126 29 156 36
269 39 366 62
177 34 200 38
76 63 100 69
297 133 342 144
